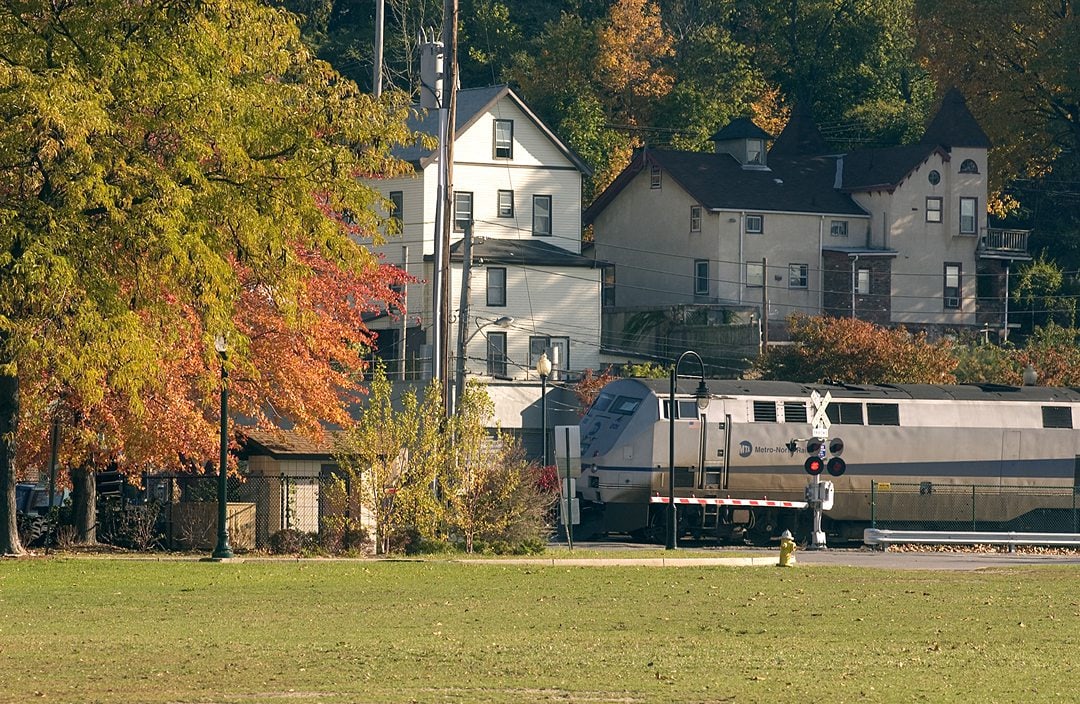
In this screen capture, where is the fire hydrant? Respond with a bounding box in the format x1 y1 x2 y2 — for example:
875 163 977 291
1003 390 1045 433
778 529 797 567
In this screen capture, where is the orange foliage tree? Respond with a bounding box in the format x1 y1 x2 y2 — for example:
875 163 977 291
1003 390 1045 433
751 314 958 384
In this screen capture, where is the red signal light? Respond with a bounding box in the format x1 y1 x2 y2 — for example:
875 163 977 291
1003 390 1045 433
826 456 846 476
804 457 824 475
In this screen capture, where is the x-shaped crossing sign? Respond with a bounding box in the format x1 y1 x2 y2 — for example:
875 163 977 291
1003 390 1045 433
810 390 832 439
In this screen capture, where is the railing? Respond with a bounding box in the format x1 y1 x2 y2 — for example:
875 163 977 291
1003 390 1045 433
978 227 1030 254
864 529 1080 547
869 482 1079 534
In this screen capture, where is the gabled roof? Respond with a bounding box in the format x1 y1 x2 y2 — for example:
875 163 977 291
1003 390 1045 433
585 148 867 224
920 88 992 149
710 117 772 142
441 237 601 268
839 144 948 192
393 84 592 174
239 428 334 460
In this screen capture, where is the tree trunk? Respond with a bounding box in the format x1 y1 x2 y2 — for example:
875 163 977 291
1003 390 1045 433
0 362 24 556
71 465 97 544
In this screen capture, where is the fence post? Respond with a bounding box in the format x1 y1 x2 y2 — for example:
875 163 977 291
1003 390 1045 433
870 481 876 528
971 485 977 531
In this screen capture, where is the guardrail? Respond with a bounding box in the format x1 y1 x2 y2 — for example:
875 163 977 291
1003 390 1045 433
864 528 1080 547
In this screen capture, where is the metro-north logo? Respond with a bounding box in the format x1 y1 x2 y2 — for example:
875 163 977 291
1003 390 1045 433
738 441 753 458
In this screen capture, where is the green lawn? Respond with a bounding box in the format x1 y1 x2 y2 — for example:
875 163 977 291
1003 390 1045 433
1 557 1076 703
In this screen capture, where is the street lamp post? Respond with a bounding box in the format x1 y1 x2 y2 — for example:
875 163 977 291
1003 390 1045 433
667 350 710 550
536 352 552 467
212 336 234 560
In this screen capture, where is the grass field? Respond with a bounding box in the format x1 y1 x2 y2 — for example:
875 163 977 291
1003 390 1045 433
1 556 1077 703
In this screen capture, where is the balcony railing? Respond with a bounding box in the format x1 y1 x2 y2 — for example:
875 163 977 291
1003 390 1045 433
978 227 1030 256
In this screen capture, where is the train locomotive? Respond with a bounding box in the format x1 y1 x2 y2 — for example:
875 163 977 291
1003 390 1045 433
575 378 1080 544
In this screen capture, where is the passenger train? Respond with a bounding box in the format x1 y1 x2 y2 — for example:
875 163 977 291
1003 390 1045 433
576 378 1080 543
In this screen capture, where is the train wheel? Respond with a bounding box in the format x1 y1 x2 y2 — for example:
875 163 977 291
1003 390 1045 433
641 509 667 544
746 511 776 546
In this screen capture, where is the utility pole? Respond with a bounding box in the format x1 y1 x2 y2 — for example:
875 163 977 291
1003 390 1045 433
453 220 474 414
373 0 384 97
761 256 769 350
437 0 459 415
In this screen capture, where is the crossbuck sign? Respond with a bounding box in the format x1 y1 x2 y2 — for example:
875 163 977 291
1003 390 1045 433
810 390 832 440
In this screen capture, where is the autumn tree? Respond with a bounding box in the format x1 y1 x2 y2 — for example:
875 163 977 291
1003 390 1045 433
333 364 446 554
916 0 1080 213
751 314 957 384
0 0 415 555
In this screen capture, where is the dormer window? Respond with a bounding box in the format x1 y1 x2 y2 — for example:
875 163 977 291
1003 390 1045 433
747 138 764 165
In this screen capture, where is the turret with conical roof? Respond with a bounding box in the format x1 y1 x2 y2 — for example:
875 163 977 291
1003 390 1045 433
769 101 829 158
920 88 991 149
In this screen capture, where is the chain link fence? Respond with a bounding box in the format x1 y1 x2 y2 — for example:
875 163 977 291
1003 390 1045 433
143 473 365 552
869 482 1080 533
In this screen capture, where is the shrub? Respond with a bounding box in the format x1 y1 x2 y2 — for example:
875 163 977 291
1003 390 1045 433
269 529 317 555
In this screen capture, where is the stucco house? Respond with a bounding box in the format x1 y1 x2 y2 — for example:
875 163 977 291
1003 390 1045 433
361 85 602 384
585 89 1030 353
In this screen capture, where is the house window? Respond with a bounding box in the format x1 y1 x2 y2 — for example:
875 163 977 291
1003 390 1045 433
788 263 808 289
830 220 848 237
926 197 943 223
389 190 403 231
944 263 961 309
486 267 507 306
486 332 508 377
960 197 977 234
454 191 473 232
747 138 764 165
650 165 662 189
497 190 514 218
694 259 709 296
746 261 763 287
602 266 616 307
529 336 569 375
960 159 979 174
493 119 513 159
928 170 941 185
690 205 702 233
856 268 871 295
532 195 552 236
745 214 763 234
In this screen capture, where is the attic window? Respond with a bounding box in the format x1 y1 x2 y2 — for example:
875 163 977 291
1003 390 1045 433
928 170 941 185
960 159 979 174
747 138 764 165
650 165 662 189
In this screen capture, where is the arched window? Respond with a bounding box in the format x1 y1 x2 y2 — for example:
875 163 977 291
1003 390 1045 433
960 159 979 174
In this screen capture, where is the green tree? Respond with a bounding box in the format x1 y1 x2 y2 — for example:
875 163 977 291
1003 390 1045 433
751 314 957 384
1012 255 1077 334
0 0 413 555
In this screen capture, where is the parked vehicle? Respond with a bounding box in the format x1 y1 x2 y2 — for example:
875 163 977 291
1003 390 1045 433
577 379 1080 543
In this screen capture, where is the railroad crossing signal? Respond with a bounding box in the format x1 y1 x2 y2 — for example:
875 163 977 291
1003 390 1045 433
810 390 832 439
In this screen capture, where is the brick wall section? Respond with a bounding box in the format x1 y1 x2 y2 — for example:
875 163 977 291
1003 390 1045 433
822 252 892 324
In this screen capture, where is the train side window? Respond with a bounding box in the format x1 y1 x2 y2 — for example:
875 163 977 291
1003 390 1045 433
753 401 777 422
610 396 642 415
1042 406 1072 429
590 392 614 414
663 399 703 419
783 402 808 423
826 402 864 425
867 403 900 426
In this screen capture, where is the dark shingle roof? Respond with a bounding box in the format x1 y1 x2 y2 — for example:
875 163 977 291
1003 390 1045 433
443 238 600 267
392 85 591 173
586 149 866 222
710 117 772 142
839 144 945 192
920 88 991 149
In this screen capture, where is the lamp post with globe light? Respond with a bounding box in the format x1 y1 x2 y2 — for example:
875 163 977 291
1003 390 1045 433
667 351 710 550
212 336 234 560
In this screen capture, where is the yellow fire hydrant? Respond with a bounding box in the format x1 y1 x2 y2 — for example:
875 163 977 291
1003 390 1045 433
778 529 797 567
